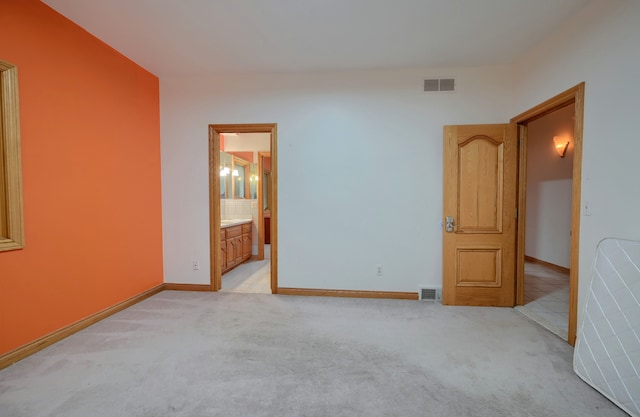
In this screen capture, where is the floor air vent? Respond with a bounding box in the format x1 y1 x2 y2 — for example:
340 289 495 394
423 78 455 93
418 286 442 301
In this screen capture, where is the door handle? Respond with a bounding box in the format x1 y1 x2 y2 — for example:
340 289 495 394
445 216 455 233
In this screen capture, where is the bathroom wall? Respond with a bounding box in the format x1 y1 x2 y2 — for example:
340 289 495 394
222 133 270 255
220 199 259 255
224 133 271 158
220 199 254 220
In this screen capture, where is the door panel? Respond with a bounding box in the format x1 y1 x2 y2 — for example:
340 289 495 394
443 124 517 306
458 137 502 232
457 248 501 287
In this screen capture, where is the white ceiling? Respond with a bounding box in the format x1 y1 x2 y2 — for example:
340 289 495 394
41 0 591 77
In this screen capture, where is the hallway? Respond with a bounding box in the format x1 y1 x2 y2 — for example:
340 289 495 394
516 261 570 340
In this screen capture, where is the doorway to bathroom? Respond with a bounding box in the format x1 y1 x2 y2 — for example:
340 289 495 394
209 124 278 294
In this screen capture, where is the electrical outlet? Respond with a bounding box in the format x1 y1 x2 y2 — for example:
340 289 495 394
192 260 200 270
376 264 383 276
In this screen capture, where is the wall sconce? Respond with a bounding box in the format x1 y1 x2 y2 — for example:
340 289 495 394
219 166 230 176
553 136 569 158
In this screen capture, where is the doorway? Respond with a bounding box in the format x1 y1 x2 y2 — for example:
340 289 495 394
441 83 584 345
512 83 585 345
209 124 278 294
515 103 574 340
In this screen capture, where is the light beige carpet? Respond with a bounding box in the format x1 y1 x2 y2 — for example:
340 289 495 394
0 291 626 417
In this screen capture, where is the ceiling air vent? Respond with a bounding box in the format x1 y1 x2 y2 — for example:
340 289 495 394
423 78 456 93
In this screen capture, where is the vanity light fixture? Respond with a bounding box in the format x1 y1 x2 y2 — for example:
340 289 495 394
553 136 569 158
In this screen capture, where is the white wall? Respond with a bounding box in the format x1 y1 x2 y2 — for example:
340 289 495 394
161 66 513 288
512 0 640 324
525 105 574 268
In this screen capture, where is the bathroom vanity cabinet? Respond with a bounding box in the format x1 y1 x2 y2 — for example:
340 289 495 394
221 220 252 274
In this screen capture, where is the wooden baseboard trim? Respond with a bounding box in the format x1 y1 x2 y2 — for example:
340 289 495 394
525 256 570 274
163 283 213 292
0 284 164 371
0 284 414 370
277 287 418 300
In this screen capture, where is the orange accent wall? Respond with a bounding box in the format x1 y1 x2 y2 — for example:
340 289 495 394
229 152 254 163
0 0 163 355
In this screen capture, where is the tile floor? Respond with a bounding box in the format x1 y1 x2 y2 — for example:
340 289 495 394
515 261 570 340
221 259 271 294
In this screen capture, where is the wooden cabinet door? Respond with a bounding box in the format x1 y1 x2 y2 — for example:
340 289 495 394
234 236 244 264
226 237 236 268
220 239 227 272
242 234 251 259
442 124 517 306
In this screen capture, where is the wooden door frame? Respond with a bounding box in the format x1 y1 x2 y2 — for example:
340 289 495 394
257 151 271 261
511 82 584 345
209 123 278 293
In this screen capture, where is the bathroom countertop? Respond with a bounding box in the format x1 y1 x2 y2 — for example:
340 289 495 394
220 218 253 228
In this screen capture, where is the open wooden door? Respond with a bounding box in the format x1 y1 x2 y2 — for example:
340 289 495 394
442 124 517 306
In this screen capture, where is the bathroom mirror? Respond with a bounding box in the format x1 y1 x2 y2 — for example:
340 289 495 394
219 151 232 199
220 150 255 199
263 170 271 210
232 160 246 199
249 163 258 199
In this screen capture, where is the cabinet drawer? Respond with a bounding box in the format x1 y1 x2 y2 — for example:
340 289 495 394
225 225 242 238
242 223 252 234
